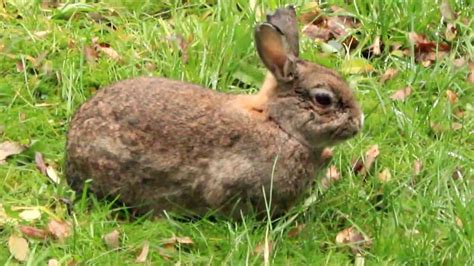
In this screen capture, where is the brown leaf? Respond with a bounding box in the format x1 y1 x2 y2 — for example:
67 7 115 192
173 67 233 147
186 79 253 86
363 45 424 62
135 240 150 263
0 141 25 164
287 223 306 238
452 167 463 180
35 152 48 175
254 240 273 257
48 259 59 266
103 229 121 249
33 30 51 39
320 147 333 163
377 168 392 183
455 216 463 227
445 23 457 42
335 226 371 255
469 62 474 84
8 235 29 261
390 86 412 101
380 68 398 83
440 0 457 21
46 165 60 184
409 32 450 66
20 225 49 240
371 35 381 56
16 60 25 72
96 44 121 61
353 145 380 176
167 35 190 64
446 89 458 104
451 122 463 131
47 219 71 241
452 57 466 68
413 160 423 176
299 2 323 25
84 46 98 64
302 24 332 42
162 235 194 248
19 208 41 222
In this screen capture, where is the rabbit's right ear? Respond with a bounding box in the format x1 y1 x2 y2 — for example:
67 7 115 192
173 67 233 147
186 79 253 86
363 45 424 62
255 23 297 83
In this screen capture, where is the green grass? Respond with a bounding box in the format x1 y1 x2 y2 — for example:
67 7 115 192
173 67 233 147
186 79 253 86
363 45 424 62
0 0 473 264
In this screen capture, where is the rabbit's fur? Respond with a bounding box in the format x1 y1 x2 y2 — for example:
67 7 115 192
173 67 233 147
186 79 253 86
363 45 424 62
66 6 363 218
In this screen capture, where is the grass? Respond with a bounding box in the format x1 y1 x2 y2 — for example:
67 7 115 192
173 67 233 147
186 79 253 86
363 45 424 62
0 0 473 264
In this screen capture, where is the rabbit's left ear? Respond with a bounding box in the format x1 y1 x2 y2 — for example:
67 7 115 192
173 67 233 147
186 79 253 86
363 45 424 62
254 23 297 83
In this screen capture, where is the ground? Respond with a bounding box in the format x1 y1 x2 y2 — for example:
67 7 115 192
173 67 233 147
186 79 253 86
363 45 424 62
0 0 473 265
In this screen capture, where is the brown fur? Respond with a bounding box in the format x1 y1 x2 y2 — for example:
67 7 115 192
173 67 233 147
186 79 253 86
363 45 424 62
65 7 363 218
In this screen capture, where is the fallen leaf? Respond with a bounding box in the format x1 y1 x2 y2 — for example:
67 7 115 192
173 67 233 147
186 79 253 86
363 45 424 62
46 166 60 184
96 44 121 61
445 23 457 42
287 223 306 238
469 62 474 84
8 235 29 262
33 30 51 39
167 35 190 64
302 24 332 42
103 229 121 249
299 2 322 25
48 259 59 266
452 167 463 180
254 240 273 257
380 68 398 83
452 57 466 68
35 152 48 175
162 235 194 248
135 240 150 263
371 35 381 56
413 160 423 176
446 89 458 104
47 219 71 241
16 60 25 72
335 226 371 255
0 141 25 164
440 0 457 21
378 168 392 183
341 58 374 74
353 145 380 176
20 225 49 239
320 147 333 163
390 86 412 101
83 45 98 64
408 32 450 66
455 216 463 227
19 208 41 222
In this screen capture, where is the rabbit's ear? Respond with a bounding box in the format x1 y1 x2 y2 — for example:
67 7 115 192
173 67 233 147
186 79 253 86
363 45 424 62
255 23 297 83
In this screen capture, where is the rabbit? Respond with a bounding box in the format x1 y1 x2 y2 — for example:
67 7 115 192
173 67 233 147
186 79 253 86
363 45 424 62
65 6 363 219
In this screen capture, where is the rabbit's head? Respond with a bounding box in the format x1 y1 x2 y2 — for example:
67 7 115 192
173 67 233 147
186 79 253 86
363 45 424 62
255 6 363 149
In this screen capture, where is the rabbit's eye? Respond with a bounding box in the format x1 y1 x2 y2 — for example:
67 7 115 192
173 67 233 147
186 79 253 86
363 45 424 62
310 88 334 107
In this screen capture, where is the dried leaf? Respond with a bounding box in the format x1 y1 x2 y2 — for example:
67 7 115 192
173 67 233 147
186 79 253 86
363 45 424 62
47 219 71 241
35 152 48 175
162 235 194 248
413 160 423 176
46 166 60 184
380 68 398 83
167 35 190 64
452 167 463 180
408 32 450 66
390 86 412 101
377 168 392 183
287 223 306 238
84 46 98 64
341 58 374 74
469 62 474 84
446 89 458 104
254 240 273 257
20 225 49 239
96 45 121 61
302 24 332 42
335 226 371 255
19 208 41 222
371 35 381 56
455 216 463 227
48 259 59 266
103 229 121 249
33 30 51 39
452 57 466 68
445 23 457 42
440 0 457 21
8 235 29 262
0 141 25 164
299 2 322 25
135 240 150 263
320 147 333 162
353 145 380 175
16 60 25 72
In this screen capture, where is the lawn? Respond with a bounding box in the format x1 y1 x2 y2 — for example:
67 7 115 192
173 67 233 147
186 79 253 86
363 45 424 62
0 0 473 264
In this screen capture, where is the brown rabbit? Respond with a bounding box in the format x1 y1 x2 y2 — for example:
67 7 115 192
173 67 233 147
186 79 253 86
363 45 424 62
65 6 363 218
